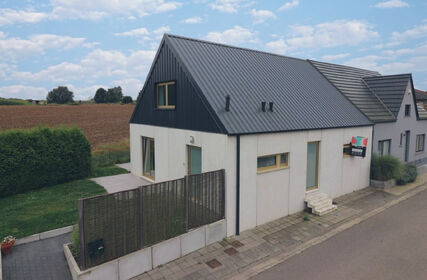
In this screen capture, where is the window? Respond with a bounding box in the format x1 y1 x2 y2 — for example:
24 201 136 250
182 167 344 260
257 153 289 173
156 81 176 109
378 139 391 156
400 133 403 146
187 146 202 175
416 134 425 152
405 104 411 116
142 137 155 179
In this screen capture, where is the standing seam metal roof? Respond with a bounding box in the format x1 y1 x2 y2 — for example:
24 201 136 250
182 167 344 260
164 34 372 135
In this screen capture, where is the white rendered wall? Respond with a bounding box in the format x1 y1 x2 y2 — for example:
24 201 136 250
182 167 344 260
130 124 372 235
238 126 372 232
130 124 237 236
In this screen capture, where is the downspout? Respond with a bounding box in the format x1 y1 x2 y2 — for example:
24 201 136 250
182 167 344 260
236 134 240 236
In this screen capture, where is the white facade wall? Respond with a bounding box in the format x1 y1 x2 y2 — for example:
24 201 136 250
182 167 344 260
372 84 427 164
130 124 372 236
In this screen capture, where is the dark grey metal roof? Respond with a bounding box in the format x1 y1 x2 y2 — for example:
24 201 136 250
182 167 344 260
309 60 395 123
363 74 411 117
165 34 372 135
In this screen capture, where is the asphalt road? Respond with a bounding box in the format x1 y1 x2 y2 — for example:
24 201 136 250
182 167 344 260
252 188 427 280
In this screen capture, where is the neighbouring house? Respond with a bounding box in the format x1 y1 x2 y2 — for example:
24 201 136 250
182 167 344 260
130 34 373 237
415 89 427 110
310 61 427 166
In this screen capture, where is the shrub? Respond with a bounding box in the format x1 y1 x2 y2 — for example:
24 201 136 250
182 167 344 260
121 96 133 104
0 126 91 197
370 154 402 181
47 86 74 104
71 225 80 261
396 163 418 185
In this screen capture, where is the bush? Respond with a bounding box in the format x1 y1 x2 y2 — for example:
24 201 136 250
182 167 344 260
121 96 133 104
71 225 80 261
94 88 107 103
47 86 74 104
0 126 91 197
370 154 402 181
396 163 418 185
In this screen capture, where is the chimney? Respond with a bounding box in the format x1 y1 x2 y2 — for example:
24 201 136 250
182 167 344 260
261 101 266 112
269 102 274 112
225 95 230 111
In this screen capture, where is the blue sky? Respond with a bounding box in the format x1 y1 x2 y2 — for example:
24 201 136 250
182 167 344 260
0 0 426 100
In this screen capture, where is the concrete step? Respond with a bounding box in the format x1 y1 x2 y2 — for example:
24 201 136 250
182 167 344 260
305 191 337 216
307 198 333 208
313 204 337 216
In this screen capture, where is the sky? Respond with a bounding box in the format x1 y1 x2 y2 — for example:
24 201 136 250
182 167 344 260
0 0 426 100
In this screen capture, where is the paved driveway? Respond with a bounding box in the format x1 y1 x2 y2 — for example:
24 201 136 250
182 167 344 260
91 173 151 193
252 188 427 280
2 233 71 280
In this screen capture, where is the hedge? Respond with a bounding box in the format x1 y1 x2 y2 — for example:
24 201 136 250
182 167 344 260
0 126 91 197
396 163 418 185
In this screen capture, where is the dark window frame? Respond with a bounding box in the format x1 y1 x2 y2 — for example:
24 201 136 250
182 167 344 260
404 104 411 116
416 134 425 152
378 139 391 156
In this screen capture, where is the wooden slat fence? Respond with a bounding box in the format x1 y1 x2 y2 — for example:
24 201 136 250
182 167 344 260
78 169 225 269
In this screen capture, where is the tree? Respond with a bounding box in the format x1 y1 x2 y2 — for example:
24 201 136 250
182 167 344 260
94 88 107 103
121 96 133 104
106 86 123 103
46 86 74 104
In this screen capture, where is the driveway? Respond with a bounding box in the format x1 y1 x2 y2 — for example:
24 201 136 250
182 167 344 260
252 188 427 280
2 233 72 280
91 173 151 193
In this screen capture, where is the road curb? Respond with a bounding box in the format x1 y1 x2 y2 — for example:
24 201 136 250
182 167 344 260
14 225 74 246
229 183 427 280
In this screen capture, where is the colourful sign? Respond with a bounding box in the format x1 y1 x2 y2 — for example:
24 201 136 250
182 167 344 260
351 136 368 147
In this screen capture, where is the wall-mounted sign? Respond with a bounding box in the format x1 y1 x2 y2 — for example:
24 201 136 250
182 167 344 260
344 136 368 158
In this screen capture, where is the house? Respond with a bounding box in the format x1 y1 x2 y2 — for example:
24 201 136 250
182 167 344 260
310 61 427 166
129 34 373 237
415 89 427 110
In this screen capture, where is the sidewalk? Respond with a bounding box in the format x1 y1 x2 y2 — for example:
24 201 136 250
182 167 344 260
132 177 427 280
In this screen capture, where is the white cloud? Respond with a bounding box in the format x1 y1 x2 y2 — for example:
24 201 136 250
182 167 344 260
344 55 427 75
391 23 427 43
266 20 379 54
0 85 47 99
279 0 299 11
205 25 257 44
113 78 144 97
49 0 182 20
0 33 89 61
250 9 276 24
375 0 408 9
184 16 202 24
265 39 288 55
114 27 149 37
0 9 48 26
209 0 245 13
321 53 350 61
153 26 171 35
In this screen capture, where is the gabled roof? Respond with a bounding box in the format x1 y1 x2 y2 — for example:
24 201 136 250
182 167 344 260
309 60 395 123
363 74 411 117
163 34 372 135
415 89 427 101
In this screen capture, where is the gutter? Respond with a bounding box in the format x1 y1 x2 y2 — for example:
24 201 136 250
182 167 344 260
236 134 240 236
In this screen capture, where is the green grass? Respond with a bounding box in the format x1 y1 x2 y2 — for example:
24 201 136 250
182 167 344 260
90 165 129 178
0 179 106 239
0 98 32 105
92 140 130 168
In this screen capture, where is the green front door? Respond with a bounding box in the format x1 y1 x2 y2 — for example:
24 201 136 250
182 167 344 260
188 146 202 175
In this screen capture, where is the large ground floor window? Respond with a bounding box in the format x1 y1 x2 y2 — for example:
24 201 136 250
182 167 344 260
378 139 391 156
142 137 155 179
416 134 425 152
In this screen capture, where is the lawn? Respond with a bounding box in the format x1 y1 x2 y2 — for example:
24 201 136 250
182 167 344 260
0 179 107 239
91 165 130 178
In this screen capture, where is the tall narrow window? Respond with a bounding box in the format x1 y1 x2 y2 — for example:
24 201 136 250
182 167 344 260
187 146 202 175
416 134 425 152
142 137 155 179
378 139 391 155
156 81 176 109
405 104 411 116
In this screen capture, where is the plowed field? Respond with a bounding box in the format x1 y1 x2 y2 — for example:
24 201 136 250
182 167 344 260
0 104 135 148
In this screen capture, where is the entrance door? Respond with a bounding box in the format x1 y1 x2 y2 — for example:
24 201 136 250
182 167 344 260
306 141 319 191
142 137 155 179
187 146 202 175
404 130 410 162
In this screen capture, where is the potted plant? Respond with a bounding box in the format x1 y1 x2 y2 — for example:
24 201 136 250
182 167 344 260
1 235 16 255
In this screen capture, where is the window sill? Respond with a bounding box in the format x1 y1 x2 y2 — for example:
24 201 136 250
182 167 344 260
155 107 175 111
257 166 289 174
